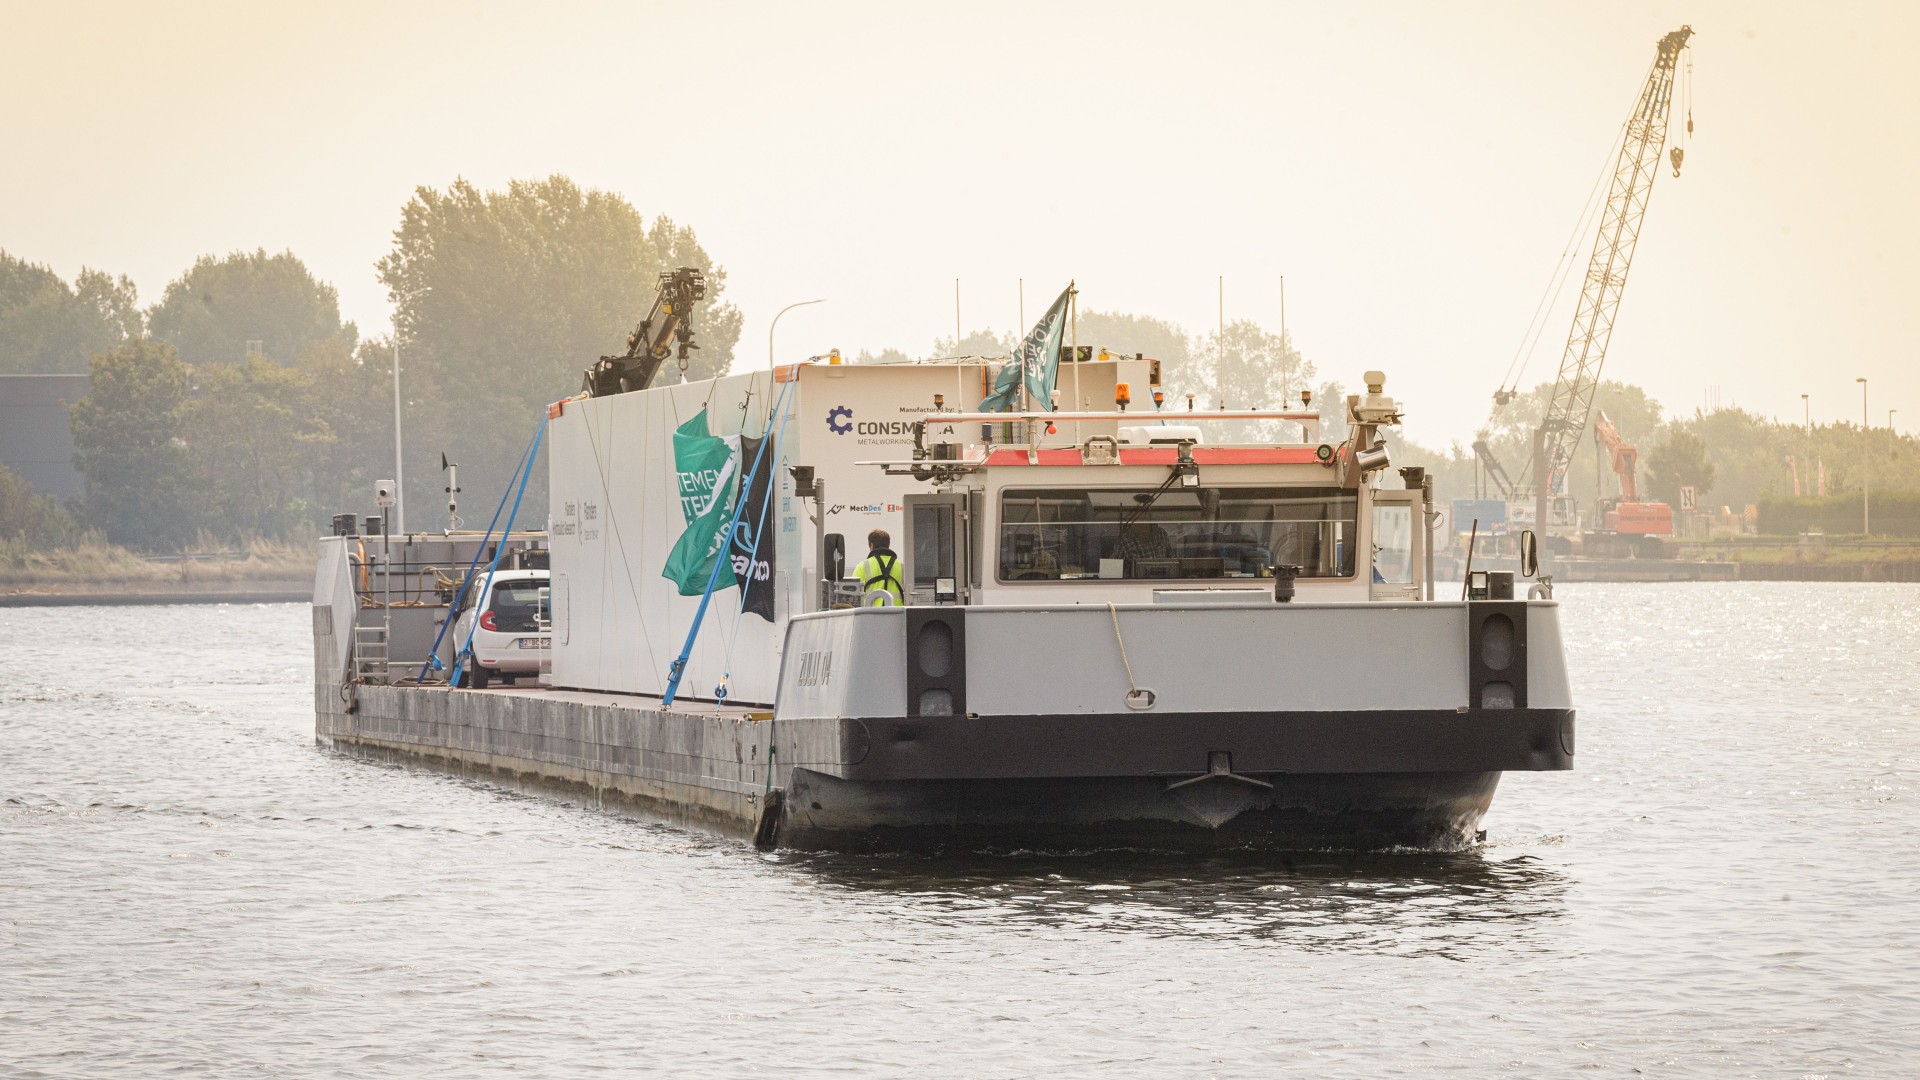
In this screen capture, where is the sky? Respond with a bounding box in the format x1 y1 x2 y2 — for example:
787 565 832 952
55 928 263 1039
4 0 1916 448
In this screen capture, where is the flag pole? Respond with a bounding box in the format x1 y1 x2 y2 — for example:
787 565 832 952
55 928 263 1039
1069 281 1081 444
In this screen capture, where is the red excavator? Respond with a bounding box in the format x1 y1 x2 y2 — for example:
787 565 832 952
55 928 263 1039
1585 409 1673 558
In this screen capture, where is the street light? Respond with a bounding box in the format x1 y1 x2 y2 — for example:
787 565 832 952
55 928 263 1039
769 299 826 368
1857 377 1869 535
1800 393 1810 498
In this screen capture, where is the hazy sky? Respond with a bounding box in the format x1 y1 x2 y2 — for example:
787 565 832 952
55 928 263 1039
5 1 1915 447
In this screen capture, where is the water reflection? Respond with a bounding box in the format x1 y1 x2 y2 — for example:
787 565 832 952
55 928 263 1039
775 847 1568 957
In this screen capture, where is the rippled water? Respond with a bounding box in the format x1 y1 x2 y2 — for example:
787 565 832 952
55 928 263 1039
3 584 1917 1077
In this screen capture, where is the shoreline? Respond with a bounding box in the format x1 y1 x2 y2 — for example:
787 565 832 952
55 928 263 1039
0 578 311 608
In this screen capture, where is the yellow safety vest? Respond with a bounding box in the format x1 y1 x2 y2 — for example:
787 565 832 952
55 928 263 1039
854 550 903 605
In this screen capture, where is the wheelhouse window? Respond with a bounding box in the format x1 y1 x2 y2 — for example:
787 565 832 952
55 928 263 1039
998 486 1357 582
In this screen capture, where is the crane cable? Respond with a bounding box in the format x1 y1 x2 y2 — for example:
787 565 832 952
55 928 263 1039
1492 113 1632 407
1492 50 1677 413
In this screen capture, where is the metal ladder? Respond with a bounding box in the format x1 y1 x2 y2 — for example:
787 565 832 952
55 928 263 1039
352 621 390 683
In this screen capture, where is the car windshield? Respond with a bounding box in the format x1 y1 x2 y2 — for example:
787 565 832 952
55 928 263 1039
998 485 1357 582
487 582 548 633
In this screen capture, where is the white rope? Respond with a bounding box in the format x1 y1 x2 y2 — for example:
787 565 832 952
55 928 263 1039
1106 602 1139 696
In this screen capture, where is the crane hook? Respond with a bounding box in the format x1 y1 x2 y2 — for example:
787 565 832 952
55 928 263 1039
1669 146 1684 178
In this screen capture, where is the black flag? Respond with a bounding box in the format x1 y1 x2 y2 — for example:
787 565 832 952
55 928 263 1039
728 435 777 622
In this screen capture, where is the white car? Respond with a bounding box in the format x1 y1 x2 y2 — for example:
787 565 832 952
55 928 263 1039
450 569 550 688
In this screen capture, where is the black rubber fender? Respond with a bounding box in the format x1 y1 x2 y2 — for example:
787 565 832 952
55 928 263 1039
753 788 785 851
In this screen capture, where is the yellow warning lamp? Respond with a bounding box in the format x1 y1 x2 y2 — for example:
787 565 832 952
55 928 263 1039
1299 389 1312 408
1098 349 1111 363
1152 389 1166 410
1115 383 1131 411
828 348 843 365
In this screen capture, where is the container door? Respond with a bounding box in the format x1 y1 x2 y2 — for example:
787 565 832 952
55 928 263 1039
902 493 970 605
1370 489 1423 601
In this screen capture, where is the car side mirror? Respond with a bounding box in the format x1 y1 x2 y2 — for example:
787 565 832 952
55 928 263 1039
1520 530 1539 579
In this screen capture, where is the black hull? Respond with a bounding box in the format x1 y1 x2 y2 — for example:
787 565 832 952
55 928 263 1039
777 768 1504 853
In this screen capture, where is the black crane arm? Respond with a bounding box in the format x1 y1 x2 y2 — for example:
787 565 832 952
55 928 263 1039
582 266 709 397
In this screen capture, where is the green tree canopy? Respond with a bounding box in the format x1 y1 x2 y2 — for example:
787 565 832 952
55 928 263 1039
0 460 81 547
148 249 356 366
0 251 140 374
1075 309 1199 398
1645 429 1716 507
930 328 1014 358
376 175 742 516
186 355 331 536
69 339 194 547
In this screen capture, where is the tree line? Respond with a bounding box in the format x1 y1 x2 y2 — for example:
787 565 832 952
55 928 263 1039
1 176 741 549
1399 379 1918 527
4 171 1914 551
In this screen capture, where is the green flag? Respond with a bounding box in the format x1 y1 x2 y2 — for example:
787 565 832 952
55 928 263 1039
662 410 741 596
980 284 1072 412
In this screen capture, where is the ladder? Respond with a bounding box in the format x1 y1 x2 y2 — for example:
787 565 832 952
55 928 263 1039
352 621 390 683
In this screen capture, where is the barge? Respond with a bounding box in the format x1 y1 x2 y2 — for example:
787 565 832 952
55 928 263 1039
315 339 1573 852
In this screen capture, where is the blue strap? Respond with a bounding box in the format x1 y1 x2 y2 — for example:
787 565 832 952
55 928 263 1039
450 414 549 687
415 424 540 684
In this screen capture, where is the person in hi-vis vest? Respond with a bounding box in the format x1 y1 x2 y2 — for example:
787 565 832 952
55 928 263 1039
853 529 904 606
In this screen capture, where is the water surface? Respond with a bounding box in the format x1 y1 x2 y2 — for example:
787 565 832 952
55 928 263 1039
2 584 1916 1076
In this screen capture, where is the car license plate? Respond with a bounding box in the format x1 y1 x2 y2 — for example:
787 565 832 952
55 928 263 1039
518 637 549 649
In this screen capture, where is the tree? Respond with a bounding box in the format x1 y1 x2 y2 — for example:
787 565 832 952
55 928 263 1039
1471 380 1666 508
148 249 356 366
69 339 194 547
0 251 138 374
1194 319 1317 442
297 335 442 526
185 355 330 536
931 328 1014 358
0 461 80 548
1074 309 1197 396
377 175 742 517
76 268 143 342
1644 429 1716 508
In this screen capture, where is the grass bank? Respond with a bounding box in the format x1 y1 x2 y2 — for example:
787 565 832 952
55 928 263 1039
0 535 312 601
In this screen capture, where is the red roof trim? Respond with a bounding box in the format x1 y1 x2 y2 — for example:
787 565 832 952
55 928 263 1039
981 446 1325 466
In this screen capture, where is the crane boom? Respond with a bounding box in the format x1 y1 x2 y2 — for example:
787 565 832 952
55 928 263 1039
582 267 709 397
1592 410 1640 501
1528 25 1692 507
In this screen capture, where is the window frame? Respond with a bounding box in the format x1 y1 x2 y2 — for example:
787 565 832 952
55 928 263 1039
992 482 1361 585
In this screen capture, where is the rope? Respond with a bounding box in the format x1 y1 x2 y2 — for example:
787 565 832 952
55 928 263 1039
1106 602 1140 697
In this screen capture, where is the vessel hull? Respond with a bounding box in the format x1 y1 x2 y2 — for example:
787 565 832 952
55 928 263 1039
781 768 1504 853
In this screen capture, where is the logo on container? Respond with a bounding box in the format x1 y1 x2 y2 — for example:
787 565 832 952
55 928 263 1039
826 405 853 435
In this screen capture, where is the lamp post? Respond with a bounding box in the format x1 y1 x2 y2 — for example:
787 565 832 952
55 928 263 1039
393 335 405 536
1856 377 1869 535
769 299 826 368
